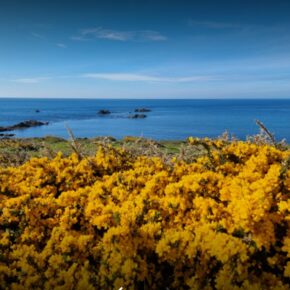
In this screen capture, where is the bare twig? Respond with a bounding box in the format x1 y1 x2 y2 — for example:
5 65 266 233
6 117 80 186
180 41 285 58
255 120 276 146
65 125 83 159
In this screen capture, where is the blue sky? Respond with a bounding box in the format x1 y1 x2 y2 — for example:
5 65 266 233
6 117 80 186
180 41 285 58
1 0 290 98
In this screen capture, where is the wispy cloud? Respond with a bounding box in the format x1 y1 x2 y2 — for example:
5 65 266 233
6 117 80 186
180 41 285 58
82 73 218 82
83 73 160 81
11 77 50 84
56 43 67 48
5 74 216 84
137 31 167 41
72 27 167 42
31 32 45 39
188 20 242 29
188 20 288 32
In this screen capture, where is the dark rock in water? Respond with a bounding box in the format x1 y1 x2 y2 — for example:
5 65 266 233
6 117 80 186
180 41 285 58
128 114 147 119
0 133 15 137
134 108 151 112
13 120 49 129
0 120 49 132
35 109 40 113
98 109 111 115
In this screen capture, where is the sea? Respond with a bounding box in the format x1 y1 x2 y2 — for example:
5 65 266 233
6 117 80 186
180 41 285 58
1 98 290 141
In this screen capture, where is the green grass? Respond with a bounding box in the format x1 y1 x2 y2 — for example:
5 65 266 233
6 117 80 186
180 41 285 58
1 121 283 168
0 136 191 167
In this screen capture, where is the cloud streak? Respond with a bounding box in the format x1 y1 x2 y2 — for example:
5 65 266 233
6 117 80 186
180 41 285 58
82 73 218 82
56 43 67 48
72 27 167 42
3 73 218 84
11 77 50 84
30 32 46 39
189 20 242 29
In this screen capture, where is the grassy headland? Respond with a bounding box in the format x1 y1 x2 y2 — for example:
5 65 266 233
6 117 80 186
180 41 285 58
0 136 208 167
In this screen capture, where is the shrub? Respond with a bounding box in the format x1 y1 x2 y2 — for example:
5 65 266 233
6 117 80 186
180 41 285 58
1 141 290 289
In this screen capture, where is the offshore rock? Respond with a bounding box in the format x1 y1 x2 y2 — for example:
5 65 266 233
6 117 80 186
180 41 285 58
98 109 111 115
128 114 147 119
0 120 49 132
134 108 151 112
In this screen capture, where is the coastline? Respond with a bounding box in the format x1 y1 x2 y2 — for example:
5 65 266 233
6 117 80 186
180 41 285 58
1 98 290 140
1 125 286 168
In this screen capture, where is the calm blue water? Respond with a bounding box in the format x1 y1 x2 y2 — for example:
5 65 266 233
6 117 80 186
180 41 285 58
0 98 290 141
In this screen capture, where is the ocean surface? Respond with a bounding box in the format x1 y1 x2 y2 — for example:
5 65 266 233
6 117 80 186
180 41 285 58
1 98 290 141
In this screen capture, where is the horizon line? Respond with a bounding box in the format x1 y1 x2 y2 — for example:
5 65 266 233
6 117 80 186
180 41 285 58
0 97 290 100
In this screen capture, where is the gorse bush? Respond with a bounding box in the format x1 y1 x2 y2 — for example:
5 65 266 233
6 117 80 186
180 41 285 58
1 139 290 289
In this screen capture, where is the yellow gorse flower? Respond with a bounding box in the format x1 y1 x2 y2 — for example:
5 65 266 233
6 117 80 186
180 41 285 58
1 142 290 289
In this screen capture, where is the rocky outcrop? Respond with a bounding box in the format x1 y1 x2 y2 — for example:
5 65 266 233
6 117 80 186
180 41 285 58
128 114 147 119
98 109 111 115
134 108 151 112
0 120 49 132
0 133 15 137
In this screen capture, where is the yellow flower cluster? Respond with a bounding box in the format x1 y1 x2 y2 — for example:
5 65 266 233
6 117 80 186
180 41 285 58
1 141 290 289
